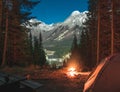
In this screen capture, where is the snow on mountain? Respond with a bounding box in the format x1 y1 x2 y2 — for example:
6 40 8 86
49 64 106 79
26 10 88 42
27 19 54 31
64 10 88 28
71 10 81 16
45 10 88 41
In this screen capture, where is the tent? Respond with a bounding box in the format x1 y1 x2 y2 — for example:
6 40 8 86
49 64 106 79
83 53 120 92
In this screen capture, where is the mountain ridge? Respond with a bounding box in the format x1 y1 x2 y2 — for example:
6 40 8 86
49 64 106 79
27 10 88 41
26 10 88 57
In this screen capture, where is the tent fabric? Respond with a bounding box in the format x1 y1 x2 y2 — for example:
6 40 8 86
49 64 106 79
83 54 120 92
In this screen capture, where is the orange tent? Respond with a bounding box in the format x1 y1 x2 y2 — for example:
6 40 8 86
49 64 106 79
83 54 120 92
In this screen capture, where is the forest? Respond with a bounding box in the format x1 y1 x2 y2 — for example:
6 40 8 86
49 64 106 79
0 0 120 69
0 0 46 67
0 0 120 92
0 0 120 70
79 0 120 69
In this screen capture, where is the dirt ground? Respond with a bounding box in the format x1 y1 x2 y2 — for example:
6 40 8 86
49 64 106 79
25 68 88 92
1 66 89 92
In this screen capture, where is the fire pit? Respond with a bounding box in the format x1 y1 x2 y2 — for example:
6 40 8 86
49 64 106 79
66 67 78 78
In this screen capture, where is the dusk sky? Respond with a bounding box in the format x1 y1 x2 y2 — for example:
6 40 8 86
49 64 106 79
31 0 88 24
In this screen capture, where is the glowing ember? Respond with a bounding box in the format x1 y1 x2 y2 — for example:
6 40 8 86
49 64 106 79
69 67 75 72
67 67 78 78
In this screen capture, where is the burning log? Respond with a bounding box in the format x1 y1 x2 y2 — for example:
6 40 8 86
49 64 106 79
66 67 90 78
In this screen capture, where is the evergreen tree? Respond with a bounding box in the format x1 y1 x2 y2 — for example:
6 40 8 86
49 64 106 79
38 32 46 67
113 0 120 53
87 0 111 65
68 34 83 70
87 0 120 66
96 0 119 62
78 0 98 69
79 30 94 69
29 31 34 64
33 36 39 66
84 0 98 66
71 34 78 54
33 32 46 67
0 0 40 66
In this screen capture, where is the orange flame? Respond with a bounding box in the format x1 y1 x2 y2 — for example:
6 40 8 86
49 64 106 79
67 67 78 78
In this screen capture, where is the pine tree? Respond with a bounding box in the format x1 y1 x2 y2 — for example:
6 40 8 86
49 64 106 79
33 32 46 67
1 0 40 66
29 31 34 64
33 36 39 66
79 31 86 59
86 0 98 65
80 0 98 68
113 0 120 53
91 0 120 61
38 32 46 67
71 34 78 54
79 30 94 70
86 0 120 67
68 34 83 70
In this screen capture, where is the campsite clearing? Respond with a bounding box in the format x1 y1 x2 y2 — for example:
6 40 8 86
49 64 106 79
1 67 89 92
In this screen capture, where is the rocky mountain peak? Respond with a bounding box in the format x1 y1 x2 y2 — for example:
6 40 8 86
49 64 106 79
25 10 88 58
26 10 88 42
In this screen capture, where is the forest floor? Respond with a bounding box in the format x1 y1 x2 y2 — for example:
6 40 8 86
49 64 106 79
0 65 90 92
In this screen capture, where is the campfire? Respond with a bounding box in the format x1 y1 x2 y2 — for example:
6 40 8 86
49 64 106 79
66 67 78 78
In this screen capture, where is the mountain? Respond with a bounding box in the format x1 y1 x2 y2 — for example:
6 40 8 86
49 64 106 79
26 10 88 57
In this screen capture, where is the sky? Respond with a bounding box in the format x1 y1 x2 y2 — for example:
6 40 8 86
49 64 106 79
31 0 88 24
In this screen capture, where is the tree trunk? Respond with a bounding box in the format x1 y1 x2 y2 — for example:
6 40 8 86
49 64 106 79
111 0 114 55
97 1 100 65
1 11 8 67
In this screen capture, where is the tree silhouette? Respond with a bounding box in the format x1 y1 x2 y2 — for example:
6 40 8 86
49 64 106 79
87 0 120 66
33 32 46 67
68 34 83 70
0 0 40 66
38 32 46 67
33 36 39 66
